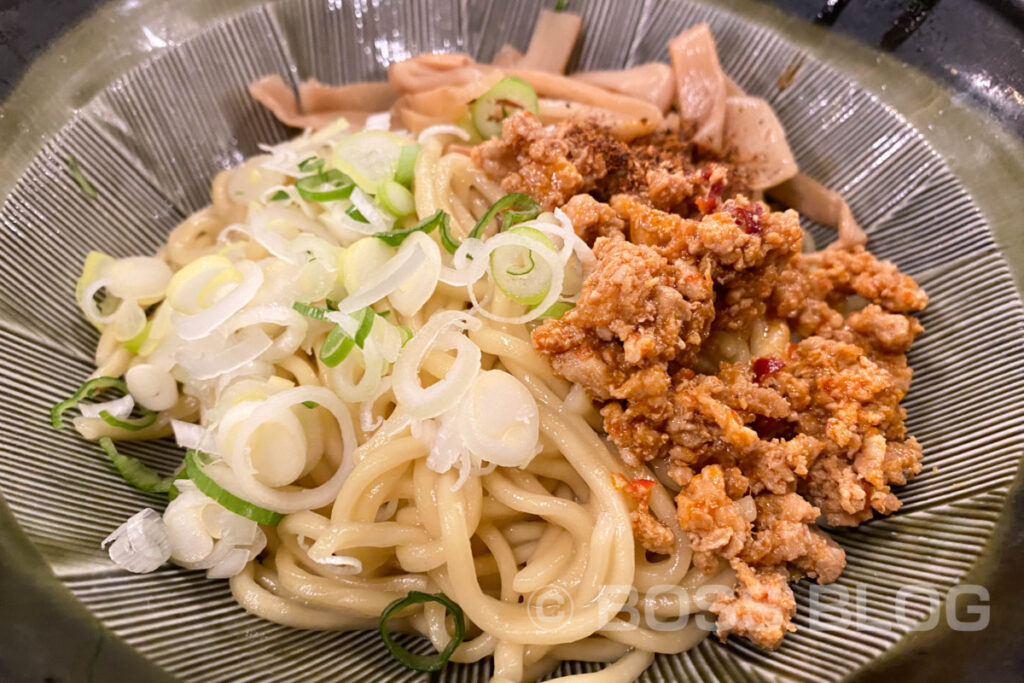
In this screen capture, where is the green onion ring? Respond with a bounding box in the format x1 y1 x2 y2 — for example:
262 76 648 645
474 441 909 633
295 169 355 202
468 193 542 240
51 376 129 429
378 591 466 673
98 409 158 432
185 450 284 525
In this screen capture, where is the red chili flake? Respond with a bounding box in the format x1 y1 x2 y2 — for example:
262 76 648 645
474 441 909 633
729 205 761 234
709 180 725 198
752 357 785 383
611 474 656 505
695 196 718 214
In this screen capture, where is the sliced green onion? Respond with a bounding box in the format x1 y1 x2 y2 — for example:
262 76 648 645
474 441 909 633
395 144 420 188
506 250 535 276
378 592 465 673
332 130 406 194
167 467 189 500
471 77 540 139
269 189 290 202
297 156 325 173
377 180 416 217
398 325 414 346
98 409 158 432
66 156 98 199
51 377 128 429
298 303 376 368
326 299 339 311
346 205 368 223
98 437 174 494
378 310 392 319
490 226 555 307
292 301 330 321
185 450 284 525
301 401 319 409
295 169 356 202
538 301 575 319
372 209 448 247
555 0 569 10
123 320 151 353
469 193 542 241
439 216 462 255
320 325 356 367
353 307 375 347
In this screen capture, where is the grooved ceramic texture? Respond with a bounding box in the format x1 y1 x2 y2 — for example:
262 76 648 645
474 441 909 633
1 0 1022 681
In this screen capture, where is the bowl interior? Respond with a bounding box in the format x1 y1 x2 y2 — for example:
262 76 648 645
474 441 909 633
1 0 1022 681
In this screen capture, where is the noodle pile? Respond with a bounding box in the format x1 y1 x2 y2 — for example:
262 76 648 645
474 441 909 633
61 11 876 682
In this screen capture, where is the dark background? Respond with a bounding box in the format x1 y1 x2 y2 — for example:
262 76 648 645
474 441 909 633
0 1 1022 682
1 0 1023 135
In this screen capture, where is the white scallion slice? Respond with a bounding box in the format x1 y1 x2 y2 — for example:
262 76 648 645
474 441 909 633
489 226 555 307
376 180 416 218
332 130 406 194
102 508 172 573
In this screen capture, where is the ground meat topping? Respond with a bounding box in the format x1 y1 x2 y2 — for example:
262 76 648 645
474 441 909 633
532 237 715 401
612 474 675 555
711 559 797 649
561 194 625 244
473 112 744 213
479 111 928 650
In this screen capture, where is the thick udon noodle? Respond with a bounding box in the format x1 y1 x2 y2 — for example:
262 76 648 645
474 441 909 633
80 137 733 681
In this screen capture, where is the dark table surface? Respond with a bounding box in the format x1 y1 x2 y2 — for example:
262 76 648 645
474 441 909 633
0 1 1022 682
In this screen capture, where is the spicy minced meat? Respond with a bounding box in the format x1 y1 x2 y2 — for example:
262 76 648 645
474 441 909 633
475 112 928 649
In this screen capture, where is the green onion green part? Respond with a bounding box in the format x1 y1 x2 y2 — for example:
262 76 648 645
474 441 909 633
395 144 420 188
99 409 158 432
167 467 189 501
469 193 542 240
185 450 284 525
372 209 448 247
66 156 98 199
346 205 368 223
320 325 357 367
439 215 463 255
471 77 540 139
301 401 319 409
98 437 174 494
378 592 466 673
398 325 414 346
353 307 375 347
292 301 330 321
51 376 128 429
555 0 569 10
297 156 325 173
295 169 356 202
269 189 290 202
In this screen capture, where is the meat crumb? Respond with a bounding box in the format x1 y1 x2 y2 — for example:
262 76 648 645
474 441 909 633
711 559 797 649
479 111 928 651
